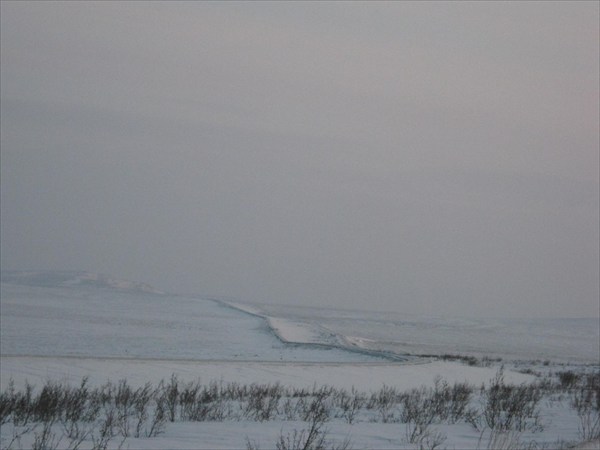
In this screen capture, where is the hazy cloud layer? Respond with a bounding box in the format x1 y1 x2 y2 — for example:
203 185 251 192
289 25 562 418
2 2 598 318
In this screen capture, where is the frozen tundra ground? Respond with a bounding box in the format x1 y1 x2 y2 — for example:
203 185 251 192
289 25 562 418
0 271 598 449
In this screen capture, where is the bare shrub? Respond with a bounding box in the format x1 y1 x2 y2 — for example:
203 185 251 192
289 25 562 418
249 388 335 450
12 381 35 426
0 380 16 425
336 387 364 424
146 395 167 438
113 379 138 437
281 397 300 421
2 424 38 450
447 382 473 423
178 379 202 421
301 387 332 424
157 374 179 422
440 354 479 366
571 372 600 441
368 385 399 423
465 406 483 430
61 377 96 444
244 383 283 422
91 407 116 450
481 369 542 432
246 436 261 450
273 415 350 450
63 424 92 450
32 381 63 424
177 379 228 422
421 377 471 423
476 429 539 450
0 372 560 449
400 387 434 430
132 383 153 438
32 420 61 450
410 427 447 450
275 428 326 450
557 370 580 390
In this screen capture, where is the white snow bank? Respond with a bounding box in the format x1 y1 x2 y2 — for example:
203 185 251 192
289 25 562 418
266 317 342 346
220 301 361 354
219 301 340 346
217 300 264 317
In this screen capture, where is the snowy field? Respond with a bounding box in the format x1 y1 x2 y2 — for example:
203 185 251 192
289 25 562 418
0 271 598 449
238 302 598 364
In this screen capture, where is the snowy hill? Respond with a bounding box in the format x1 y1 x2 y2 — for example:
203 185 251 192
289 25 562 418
0 270 165 295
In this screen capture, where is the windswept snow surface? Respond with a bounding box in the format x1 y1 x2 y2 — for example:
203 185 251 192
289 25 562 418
221 300 409 362
241 302 599 364
1 272 598 449
0 280 386 363
4 272 596 366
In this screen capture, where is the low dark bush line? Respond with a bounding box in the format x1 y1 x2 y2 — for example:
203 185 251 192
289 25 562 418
1 368 598 449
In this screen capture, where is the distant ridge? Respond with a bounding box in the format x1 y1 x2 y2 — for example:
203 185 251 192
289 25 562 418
0 270 165 295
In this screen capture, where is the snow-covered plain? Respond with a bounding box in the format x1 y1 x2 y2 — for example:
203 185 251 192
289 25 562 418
0 271 598 449
240 302 599 364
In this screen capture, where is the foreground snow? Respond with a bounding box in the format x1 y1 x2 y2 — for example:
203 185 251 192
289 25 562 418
1 419 589 450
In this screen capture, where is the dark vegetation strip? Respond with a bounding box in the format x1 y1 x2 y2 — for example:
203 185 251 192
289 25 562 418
0 369 598 450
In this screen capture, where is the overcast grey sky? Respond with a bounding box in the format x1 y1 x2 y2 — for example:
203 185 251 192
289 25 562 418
1 1 598 318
